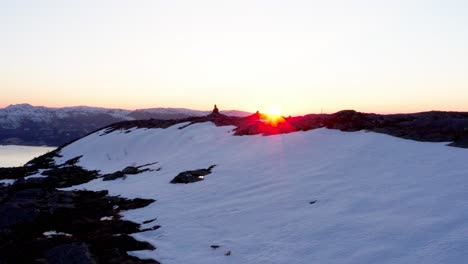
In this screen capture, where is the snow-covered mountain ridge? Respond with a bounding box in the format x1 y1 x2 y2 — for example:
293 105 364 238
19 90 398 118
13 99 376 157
1 110 468 263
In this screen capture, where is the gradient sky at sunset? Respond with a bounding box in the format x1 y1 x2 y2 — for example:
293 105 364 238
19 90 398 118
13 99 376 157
1 0 468 115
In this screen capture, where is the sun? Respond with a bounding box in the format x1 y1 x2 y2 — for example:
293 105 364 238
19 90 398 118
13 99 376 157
267 105 282 117
264 104 284 127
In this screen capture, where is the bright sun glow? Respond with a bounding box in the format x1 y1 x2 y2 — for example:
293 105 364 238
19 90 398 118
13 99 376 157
264 105 284 127
267 105 282 116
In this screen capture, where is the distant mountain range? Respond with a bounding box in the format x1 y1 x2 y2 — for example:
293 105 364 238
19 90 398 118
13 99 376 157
0 104 250 146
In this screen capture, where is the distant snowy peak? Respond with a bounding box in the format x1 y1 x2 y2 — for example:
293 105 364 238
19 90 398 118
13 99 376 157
4 103 48 114
55 106 132 120
0 104 251 129
0 104 127 129
0 104 251 146
1 104 55 128
2 104 249 118
5 103 34 110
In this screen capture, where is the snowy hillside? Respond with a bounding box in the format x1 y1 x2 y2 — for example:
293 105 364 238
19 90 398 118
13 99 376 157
54 121 468 264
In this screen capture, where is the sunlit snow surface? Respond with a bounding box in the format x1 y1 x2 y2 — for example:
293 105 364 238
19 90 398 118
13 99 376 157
57 122 468 264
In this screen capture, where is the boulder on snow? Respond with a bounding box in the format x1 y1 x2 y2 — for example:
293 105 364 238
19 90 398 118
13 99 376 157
102 171 125 181
170 165 216 184
102 166 152 181
121 166 139 174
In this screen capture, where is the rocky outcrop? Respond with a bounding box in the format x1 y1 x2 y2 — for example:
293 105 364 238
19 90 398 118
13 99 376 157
0 155 159 264
122 166 139 174
170 165 217 184
212 104 220 115
102 171 126 181
45 243 95 264
102 166 153 181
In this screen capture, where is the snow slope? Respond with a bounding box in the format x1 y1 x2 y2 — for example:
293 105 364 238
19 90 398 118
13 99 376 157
56 122 468 264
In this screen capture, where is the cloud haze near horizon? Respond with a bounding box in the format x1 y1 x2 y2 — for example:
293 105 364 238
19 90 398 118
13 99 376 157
1 0 468 115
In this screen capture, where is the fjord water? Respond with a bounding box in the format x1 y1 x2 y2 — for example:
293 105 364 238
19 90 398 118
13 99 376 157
0 145 56 167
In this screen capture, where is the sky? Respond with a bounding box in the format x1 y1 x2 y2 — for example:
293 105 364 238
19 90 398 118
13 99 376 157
1 0 468 115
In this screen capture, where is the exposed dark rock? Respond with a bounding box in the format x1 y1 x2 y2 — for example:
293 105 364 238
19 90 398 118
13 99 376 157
225 250 231 256
0 204 39 229
45 243 96 264
25 150 61 170
138 225 161 233
170 165 217 184
3 166 98 192
0 187 158 263
122 166 139 175
62 156 83 167
210 245 220 249
102 171 126 181
142 218 157 225
110 197 155 211
0 167 35 180
0 156 159 264
102 166 152 181
170 171 203 184
136 162 159 169
309 200 317 205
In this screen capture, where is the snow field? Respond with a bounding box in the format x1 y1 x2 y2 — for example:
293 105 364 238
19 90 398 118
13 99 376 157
57 122 468 264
